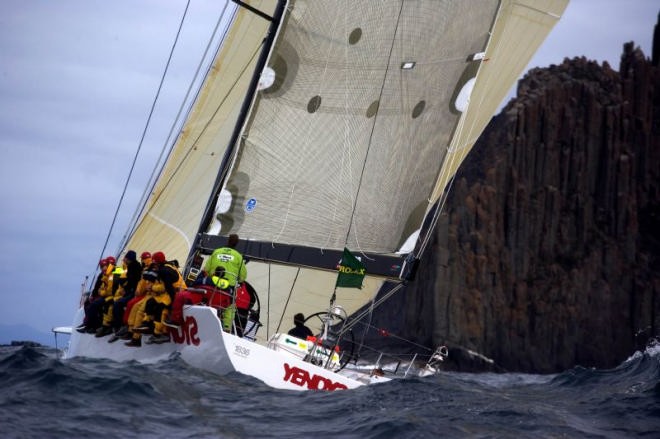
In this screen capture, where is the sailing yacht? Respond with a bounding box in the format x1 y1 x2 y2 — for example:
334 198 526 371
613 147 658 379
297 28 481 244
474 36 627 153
58 0 568 391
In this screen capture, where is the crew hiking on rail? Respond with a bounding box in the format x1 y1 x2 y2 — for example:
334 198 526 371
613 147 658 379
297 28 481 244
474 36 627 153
77 235 255 346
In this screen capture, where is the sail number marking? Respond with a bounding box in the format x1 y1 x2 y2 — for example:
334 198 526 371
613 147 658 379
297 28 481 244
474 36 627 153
168 316 200 346
234 345 250 357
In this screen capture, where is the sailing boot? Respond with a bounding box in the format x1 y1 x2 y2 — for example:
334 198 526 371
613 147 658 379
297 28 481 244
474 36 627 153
146 332 171 344
125 334 142 347
95 325 113 337
133 320 154 334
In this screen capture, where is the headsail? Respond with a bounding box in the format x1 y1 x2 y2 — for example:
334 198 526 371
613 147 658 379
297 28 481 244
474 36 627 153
124 1 279 265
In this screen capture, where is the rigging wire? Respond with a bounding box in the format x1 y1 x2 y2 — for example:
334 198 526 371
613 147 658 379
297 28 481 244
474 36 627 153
343 282 405 334
353 320 436 355
96 0 192 264
120 40 262 275
338 2 405 351
275 267 301 335
118 1 235 252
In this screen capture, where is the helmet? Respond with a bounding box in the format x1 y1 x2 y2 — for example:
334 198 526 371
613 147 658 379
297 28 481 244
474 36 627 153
99 258 107 267
140 251 152 260
106 256 116 265
152 251 166 264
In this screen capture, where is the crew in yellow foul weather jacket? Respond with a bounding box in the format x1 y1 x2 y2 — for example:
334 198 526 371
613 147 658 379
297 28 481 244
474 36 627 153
122 252 184 346
121 252 153 344
151 251 186 300
126 269 172 346
77 256 117 334
95 261 124 337
98 256 117 298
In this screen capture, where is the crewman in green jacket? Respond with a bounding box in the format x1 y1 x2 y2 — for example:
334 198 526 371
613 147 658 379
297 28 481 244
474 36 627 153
204 234 247 287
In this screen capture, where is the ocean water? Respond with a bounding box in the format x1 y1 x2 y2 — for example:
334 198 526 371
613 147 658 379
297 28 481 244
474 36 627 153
0 344 658 439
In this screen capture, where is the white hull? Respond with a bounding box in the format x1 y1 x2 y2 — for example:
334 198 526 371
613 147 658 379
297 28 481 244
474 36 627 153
65 305 388 391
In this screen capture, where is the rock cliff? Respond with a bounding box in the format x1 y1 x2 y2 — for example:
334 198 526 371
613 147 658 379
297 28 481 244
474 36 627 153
391 40 659 373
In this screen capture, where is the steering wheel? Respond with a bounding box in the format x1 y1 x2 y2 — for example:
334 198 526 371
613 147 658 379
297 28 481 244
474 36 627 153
304 311 356 370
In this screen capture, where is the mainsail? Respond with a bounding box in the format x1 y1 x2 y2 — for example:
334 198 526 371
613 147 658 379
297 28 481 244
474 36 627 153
123 0 567 341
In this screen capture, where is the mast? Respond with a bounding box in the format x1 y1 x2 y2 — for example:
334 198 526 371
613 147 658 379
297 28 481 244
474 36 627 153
185 0 288 278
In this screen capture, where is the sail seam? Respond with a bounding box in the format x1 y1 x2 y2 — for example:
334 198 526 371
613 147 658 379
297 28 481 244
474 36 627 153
148 212 192 250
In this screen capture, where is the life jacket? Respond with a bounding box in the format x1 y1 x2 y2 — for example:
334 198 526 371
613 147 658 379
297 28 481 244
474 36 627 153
235 282 252 310
211 275 230 289
99 264 116 297
112 266 128 298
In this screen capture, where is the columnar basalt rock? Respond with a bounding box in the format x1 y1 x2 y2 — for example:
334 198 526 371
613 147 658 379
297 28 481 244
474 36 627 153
392 41 659 373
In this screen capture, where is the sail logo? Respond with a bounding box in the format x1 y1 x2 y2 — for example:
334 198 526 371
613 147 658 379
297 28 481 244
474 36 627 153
168 316 201 346
335 248 366 289
336 265 365 275
283 363 348 391
245 198 257 212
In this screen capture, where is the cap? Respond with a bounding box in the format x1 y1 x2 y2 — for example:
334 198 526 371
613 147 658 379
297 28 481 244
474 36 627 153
152 251 166 264
140 251 152 260
106 256 116 265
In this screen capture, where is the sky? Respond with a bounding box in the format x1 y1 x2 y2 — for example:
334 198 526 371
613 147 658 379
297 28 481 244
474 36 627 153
0 0 658 342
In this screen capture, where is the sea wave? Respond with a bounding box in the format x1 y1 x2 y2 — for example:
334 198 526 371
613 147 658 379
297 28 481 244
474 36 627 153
1 344 658 438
